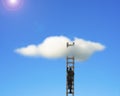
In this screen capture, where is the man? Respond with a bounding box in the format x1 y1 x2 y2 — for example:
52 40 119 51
67 67 74 93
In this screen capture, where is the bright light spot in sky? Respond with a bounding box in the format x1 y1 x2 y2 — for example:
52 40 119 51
9 0 18 5
2 0 23 11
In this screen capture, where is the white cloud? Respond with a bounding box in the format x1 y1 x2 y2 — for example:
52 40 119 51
15 36 105 61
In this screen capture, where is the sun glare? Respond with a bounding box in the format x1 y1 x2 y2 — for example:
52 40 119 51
9 0 18 4
2 0 23 11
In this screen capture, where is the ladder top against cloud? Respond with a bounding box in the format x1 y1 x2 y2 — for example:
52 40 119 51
15 36 105 61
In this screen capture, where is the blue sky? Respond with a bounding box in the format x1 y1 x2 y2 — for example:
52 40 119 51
0 0 120 96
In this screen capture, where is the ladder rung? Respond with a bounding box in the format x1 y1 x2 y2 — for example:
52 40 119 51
67 62 74 64
67 57 74 59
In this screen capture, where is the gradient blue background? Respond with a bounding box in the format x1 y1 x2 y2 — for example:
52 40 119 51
0 0 120 96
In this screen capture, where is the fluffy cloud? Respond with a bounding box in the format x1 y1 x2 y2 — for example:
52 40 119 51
15 36 105 61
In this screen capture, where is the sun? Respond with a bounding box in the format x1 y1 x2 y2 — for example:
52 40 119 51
9 0 18 5
2 0 23 11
